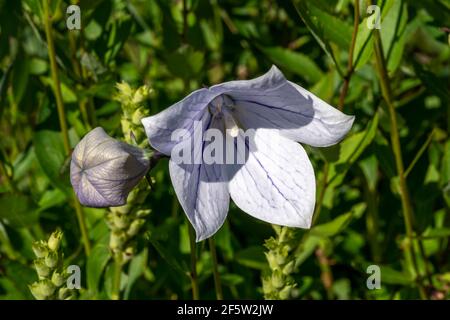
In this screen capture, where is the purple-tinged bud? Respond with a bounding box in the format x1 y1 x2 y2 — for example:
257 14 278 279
70 127 150 207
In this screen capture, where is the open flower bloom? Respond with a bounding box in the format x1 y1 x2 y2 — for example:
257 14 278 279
70 127 149 207
142 66 354 241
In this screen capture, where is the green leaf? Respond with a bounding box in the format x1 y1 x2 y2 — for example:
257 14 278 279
104 18 133 64
353 0 397 70
259 46 323 83
0 194 38 228
326 112 379 186
87 243 111 294
292 0 351 73
235 246 267 270
33 130 70 193
214 222 233 260
422 228 450 239
311 203 366 238
359 155 379 192
380 265 414 285
124 249 148 299
166 47 204 79
40 77 77 104
11 52 30 105
37 189 67 213
381 0 408 73
352 18 374 70
293 0 352 49
148 238 188 278
221 273 244 286
294 235 321 267
311 213 353 238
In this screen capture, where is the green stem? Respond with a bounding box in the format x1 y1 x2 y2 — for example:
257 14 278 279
404 128 435 178
208 237 223 300
73 197 91 255
42 0 70 155
373 29 428 299
312 0 359 225
338 0 360 110
43 0 91 256
315 247 334 299
112 254 123 300
364 180 381 263
188 223 200 300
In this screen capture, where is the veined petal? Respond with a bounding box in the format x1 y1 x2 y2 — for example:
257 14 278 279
70 127 149 207
285 81 355 147
141 88 218 155
226 129 315 228
213 65 354 147
210 65 287 93
169 114 230 241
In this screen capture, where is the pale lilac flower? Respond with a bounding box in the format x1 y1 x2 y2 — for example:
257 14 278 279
142 66 354 241
70 127 149 207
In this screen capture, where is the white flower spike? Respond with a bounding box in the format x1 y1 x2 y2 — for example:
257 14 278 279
142 66 354 241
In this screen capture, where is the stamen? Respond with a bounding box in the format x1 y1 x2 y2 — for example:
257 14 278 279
222 108 239 137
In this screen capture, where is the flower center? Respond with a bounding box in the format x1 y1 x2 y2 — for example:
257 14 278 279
209 95 239 137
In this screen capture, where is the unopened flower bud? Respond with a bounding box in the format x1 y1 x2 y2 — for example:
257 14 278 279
29 280 55 300
32 241 48 258
127 219 145 237
122 246 136 263
132 85 151 105
271 271 284 289
279 285 294 300
58 287 73 300
136 209 151 218
109 231 127 251
113 214 130 230
51 272 65 287
48 230 63 252
34 259 51 278
265 252 280 270
45 251 58 269
116 82 133 98
70 127 150 207
282 261 295 275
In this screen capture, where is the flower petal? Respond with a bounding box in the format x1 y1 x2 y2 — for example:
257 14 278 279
169 114 230 241
226 129 315 228
141 88 219 155
210 65 287 93
70 127 149 207
213 65 354 147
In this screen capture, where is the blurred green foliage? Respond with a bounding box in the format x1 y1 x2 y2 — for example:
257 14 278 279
0 0 449 300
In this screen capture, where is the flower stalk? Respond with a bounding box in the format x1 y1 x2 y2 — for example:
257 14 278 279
208 237 223 300
338 0 360 110
188 224 200 300
42 0 91 256
373 28 429 299
262 227 299 299
106 82 152 300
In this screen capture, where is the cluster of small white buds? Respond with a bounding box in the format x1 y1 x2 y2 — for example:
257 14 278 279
29 230 74 300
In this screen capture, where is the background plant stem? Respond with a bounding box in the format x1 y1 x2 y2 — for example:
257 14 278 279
42 0 91 256
373 29 428 299
112 254 123 300
338 0 360 110
188 223 199 300
208 237 223 300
